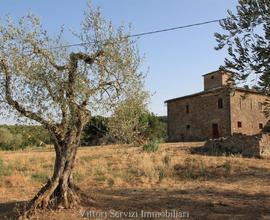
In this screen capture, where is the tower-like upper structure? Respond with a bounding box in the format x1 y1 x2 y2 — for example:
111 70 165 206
203 70 234 91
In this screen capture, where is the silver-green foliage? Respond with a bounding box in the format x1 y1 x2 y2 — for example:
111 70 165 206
108 94 149 145
215 0 270 88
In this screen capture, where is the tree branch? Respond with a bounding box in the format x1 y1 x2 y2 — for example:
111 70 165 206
69 50 105 67
66 50 105 114
31 44 68 71
0 58 55 130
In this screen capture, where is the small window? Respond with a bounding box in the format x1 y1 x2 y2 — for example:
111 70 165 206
186 125 190 130
237 121 242 128
211 75 214 79
186 104 189 114
259 123 263 129
218 98 223 109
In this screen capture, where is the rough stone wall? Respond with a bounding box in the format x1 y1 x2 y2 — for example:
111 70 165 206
204 133 270 158
204 73 223 91
167 89 231 142
260 133 270 157
204 71 231 91
230 90 269 135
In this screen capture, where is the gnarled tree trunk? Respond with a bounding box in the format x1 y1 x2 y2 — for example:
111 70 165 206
20 132 82 219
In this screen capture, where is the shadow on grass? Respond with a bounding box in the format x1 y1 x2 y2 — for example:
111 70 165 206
1 186 270 220
82 187 270 219
0 201 27 220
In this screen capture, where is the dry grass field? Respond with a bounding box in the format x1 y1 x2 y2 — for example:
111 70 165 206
0 143 270 219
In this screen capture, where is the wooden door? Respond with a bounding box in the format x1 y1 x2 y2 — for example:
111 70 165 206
212 123 219 139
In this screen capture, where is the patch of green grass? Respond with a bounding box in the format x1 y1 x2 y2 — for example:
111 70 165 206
107 178 114 187
31 173 48 183
143 140 159 152
159 169 165 181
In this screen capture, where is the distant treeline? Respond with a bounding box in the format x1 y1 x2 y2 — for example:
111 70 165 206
0 114 167 150
0 125 51 150
82 114 167 146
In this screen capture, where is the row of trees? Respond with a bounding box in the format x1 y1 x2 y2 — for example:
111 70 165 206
82 113 167 146
0 113 167 150
0 125 51 150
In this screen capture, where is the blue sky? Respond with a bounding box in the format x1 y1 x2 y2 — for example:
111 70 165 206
0 0 238 119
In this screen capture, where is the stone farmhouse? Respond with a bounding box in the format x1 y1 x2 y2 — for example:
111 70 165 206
165 70 269 142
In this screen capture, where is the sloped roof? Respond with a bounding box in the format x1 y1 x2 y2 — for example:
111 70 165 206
202 69 236 77
164 87 267 103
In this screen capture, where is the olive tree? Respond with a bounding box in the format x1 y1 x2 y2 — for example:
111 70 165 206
215 0 270 116
215 0 270 88
108 94 149 145
0 5 146 218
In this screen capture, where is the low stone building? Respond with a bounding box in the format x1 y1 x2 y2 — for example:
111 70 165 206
165 70 269 141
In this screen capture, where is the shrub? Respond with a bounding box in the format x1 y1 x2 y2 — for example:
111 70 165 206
81 116 109 146
143 140 159 152
143 114 167 142
108 96 149 145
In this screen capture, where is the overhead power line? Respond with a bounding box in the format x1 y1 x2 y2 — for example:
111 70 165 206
51 17 228 50
126 18 225 38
